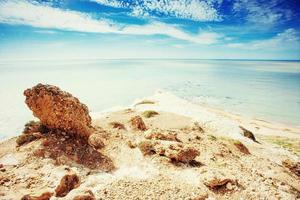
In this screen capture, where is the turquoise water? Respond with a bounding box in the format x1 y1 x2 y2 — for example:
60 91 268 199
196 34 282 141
0 59 300 139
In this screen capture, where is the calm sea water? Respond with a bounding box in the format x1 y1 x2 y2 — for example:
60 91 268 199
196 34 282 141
0 59 300 139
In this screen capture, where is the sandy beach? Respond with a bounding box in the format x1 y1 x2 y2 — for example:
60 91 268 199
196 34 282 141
0 88 299 200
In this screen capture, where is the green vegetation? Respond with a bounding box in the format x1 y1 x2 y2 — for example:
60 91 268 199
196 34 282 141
258 135 300 156
208 135 217 141
142 110 159 118
135 100 156 106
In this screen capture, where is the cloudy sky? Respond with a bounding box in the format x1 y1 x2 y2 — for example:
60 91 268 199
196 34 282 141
0 0 299 60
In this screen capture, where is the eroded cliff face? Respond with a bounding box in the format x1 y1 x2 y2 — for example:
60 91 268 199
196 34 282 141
24 84 92 138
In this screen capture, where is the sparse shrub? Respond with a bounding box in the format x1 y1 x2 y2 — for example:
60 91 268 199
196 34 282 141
208 135 217 141
142 110 159 118
135 100 155 106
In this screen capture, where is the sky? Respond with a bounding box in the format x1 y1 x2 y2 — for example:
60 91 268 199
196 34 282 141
0 0 299 60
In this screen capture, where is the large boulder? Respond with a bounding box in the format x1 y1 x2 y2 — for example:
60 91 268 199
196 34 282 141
24 84 92 138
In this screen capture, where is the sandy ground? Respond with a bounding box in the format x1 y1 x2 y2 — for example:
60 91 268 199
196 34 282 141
0 92 299 199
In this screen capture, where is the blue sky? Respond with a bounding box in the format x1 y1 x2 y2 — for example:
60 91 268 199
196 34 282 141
0 0 299 60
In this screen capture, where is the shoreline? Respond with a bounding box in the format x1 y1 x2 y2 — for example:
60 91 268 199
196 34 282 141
191 100 300 137
1 90 300 143
130 90 300 137
190 99 300 130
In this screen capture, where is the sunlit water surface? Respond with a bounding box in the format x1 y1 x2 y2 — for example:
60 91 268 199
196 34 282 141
1 59 300 139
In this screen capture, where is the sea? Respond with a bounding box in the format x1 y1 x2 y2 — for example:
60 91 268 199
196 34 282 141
0 59 300 140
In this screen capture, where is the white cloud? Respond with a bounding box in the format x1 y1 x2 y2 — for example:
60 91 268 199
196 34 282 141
233 0 292 25
34 30 58 34
91 0 124 8
0 0 118 33
0 0 221 44
91 0 221 21
228 28 299 50
122 22 221 44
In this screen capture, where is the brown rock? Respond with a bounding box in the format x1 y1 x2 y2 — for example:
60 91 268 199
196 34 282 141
138 140 158 156
233 140 250 154
55 172 80 197
239 126 258 143
138 140 199 163
109 122 126 130
204 178 236 193
191 122 204 133
21 192 53 200
282 159 300 177
88 134 105 150
23 121 49 134
130 116 147 131
73 190 96 200
127 140 137 148
16 132 43 147
24 84 92 138
144 129 180 142
192 194 208 200
167 144 200 163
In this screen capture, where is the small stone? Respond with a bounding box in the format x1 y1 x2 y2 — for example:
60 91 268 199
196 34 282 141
167 145 200 163
191 122 204 133
144 129 180 142
204 178 236 193
73 190 95 200
282 159 300 177
239 126 258 143
21 192 53 200
233 140 250 154
16 132 43 146
130 116 147 131
55 172 80 197
138 140 199 163
88 134 105 150
127 140 137 148
109 122 126 130
226 182 233 190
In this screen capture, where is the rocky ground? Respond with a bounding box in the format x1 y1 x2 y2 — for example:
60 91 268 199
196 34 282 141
0 84 299 200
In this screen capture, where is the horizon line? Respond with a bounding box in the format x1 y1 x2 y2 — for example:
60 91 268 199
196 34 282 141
0 58 299 62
